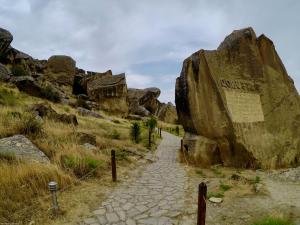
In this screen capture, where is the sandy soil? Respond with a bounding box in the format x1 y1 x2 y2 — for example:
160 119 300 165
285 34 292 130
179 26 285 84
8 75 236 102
180 165 300 225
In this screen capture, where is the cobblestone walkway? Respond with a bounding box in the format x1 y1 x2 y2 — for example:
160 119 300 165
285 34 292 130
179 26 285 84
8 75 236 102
81 132 187 225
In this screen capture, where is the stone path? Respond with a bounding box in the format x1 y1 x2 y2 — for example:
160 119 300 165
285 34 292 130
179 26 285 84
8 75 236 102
80 132 187 225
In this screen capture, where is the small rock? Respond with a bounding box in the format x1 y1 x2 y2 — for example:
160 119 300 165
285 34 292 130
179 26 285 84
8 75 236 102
254 183 263 193
77 107 104 119
76 132 96 145
81 143 97 150
208 197 223 203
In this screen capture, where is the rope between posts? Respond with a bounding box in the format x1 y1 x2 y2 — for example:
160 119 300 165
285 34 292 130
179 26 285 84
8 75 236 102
13 163 101 218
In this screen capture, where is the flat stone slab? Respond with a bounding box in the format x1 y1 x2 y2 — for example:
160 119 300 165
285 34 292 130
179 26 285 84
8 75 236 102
0 135 49 163
209 197 223 203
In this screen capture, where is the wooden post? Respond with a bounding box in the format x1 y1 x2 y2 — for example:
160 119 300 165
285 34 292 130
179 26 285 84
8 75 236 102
148 129 151 147
111 150 117 182
160 128 162 138
197 182 207 225
181 139 183 152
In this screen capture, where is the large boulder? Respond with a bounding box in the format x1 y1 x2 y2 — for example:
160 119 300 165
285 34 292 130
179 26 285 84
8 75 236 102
0 135 49 163
156 102 178 124
0 28 13 58
31 103 78 126
73 69 112 95
11 76 43 97
175 27 300 168
47 55 76 85
87 73 129 116
128 88 161 116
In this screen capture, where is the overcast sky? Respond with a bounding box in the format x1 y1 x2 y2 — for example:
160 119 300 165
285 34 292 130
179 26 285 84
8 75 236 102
0 0 299 103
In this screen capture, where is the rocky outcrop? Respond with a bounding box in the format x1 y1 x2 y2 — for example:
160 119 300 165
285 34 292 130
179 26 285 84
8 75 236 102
0 28 13 58
11 76 63 102
128 88 161 116
0 135 49 163
77 107 104 119
0 63 10 81
156 102 178 124
176 27 300 168
47 55 76 85
31 103 78 125
11 76 43 97
87 73 129 116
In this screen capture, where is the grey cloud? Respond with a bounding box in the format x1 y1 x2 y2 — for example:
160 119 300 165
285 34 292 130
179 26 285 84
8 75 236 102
0 0 299 103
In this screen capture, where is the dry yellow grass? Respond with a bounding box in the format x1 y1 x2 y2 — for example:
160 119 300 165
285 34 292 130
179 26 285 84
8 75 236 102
0 82 159 223
0 162 73 223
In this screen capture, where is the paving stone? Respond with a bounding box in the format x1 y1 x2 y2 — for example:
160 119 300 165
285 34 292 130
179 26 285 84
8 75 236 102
81 132 187 224
106 212 120 223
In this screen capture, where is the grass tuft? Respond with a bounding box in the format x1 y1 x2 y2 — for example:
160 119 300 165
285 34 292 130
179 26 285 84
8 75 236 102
0 151 16 162
219 182 232 192
195 169 205 177
0 87 19 106
252 217 294 225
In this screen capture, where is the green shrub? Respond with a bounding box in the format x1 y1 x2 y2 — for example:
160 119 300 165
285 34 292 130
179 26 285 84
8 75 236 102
112 119 121 124
115 150 129 161
17 113 43 136
211 167 223 177
6 111 22 118
11 65 27 76
251 217 294 225
111 130 120 140
175 126 180 136
231 173 241 180
0 151 16 162
146 116 157 131
219 183 231 192
146 116 157 147
131 122 141 143
249 176 261 184
61 155 103 177
41 85 61 103
0 88 18 106
196 169 205 177
76 98 90 109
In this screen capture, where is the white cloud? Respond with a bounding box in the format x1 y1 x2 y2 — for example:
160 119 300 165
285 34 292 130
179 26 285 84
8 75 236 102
126 73 154 89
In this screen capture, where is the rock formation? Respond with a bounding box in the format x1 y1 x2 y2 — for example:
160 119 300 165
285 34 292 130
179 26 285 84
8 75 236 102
156 102 178 124
31 103 78 126
0 26 177 120
0 28 13 58
176 27 300 168
0 135 49 163
0 63 10 81
46 55 76 85
128 88 161 116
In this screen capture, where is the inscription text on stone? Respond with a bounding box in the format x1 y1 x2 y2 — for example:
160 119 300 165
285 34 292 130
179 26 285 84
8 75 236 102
224 90 264 123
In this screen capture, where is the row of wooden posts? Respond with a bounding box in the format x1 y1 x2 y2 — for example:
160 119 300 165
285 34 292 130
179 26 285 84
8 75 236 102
111 141 207 225
49 143 207 224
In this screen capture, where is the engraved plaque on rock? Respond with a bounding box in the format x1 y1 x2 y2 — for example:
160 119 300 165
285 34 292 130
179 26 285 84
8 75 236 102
224 90 264 123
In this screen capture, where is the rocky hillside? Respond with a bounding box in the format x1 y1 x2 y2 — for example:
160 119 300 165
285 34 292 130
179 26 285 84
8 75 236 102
176 27 300 169
0 27 177 122
0 27 178 224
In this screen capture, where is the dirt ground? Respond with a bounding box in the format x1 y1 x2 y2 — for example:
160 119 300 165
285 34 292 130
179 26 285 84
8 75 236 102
180 165 300 225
